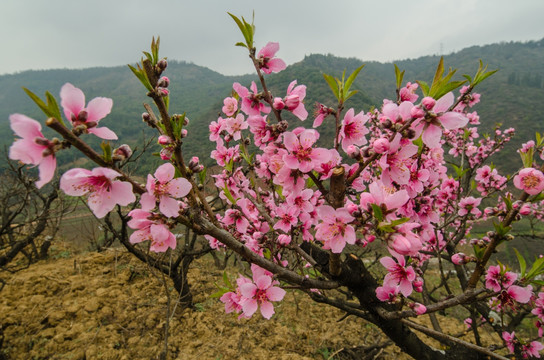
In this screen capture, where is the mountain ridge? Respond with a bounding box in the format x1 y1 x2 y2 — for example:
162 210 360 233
1 38 543 173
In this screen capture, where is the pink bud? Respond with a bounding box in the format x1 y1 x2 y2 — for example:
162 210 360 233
412 303 426 315
421 97 436 110
158 76 170 88
372 138 390 154
158 135 172 145
519 203 531 215
278 234 291 246
160 148 173 160
410 106 425 118
451 253 466 265
284 94 300 110
273 97 285 110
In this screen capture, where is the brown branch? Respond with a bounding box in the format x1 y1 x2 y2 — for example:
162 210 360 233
186 212 339 290
45 117 145 195
401 319 509 360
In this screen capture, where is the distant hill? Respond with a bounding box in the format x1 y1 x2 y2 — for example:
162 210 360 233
1 38 543 173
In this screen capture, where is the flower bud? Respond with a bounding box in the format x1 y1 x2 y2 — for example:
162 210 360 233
160 147 173 160
180 129 188 138
405 128 416 139
284 94 300 110
421 97 436 110
451 253 467 265
156 59 168 72
158 135 172 145
381 119 392 129
373 138 390 154
113 144 133 161
158 87 169 97
142 112 151 122
346 145 361 159
410 106 425 119
273 97 285 110
157 76 170 88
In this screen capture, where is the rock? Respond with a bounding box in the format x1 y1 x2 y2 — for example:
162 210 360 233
84 299 100 312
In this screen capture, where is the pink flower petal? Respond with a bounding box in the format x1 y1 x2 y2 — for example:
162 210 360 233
140 192 156 211
421 124 442 149
88 126 118 140
255 275 272 290
260 301 275 319
159 195 180 218
60 168 92 196
266 286 286 302
60 83 85 119
439 112 468 130
240 283 257 299
110 181 136 206
241 298 258 318
85 97 113 123
154 163 175 183
10 114 43 139
166 177 192 198
130 229 151 244
433 92 454 113
36 155 56 189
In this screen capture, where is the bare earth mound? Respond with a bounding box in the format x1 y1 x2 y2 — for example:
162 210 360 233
1 246 470 359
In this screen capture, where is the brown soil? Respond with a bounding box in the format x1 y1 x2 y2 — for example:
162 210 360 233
0 244 497 360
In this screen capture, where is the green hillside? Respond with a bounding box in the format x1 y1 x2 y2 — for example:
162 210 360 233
1 38 543 173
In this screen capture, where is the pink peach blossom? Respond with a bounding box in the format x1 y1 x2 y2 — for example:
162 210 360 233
60 83 117 140
9 113 57 188
514 168 544 195
60 167 135 218
140 163 192 217
257 42 286 74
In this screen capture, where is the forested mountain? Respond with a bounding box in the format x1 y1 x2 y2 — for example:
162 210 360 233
1 38 543 173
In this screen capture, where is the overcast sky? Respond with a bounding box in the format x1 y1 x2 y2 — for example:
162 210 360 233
1 0 543 76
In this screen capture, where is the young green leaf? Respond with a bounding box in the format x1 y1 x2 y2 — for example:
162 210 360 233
513 248 527 277
394 64 405 90
371 204 384 222
344 64 365 95
323 73 340 100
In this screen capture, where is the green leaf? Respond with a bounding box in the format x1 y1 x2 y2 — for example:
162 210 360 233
473 244 485 260
127 64 153 91
23 88 51 117
344 90 359 102
492 221 511 237
100 142 112 162
323 73 339 100
222 271 233 289
526 256 544 280
222 185 236 204
235 42 248 48
514 248 527 277
370 204 383 222
198 167 207 185
394 64 405 90
389 217 411 227
210 289 229 298
416 81 429 97
228 12 253 48
344 64 365 95
45 91 63 124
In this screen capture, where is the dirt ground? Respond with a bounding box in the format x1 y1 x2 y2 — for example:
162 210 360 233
0 243 498 360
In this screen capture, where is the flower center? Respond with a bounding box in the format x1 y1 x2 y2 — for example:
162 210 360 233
523 174 541 189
